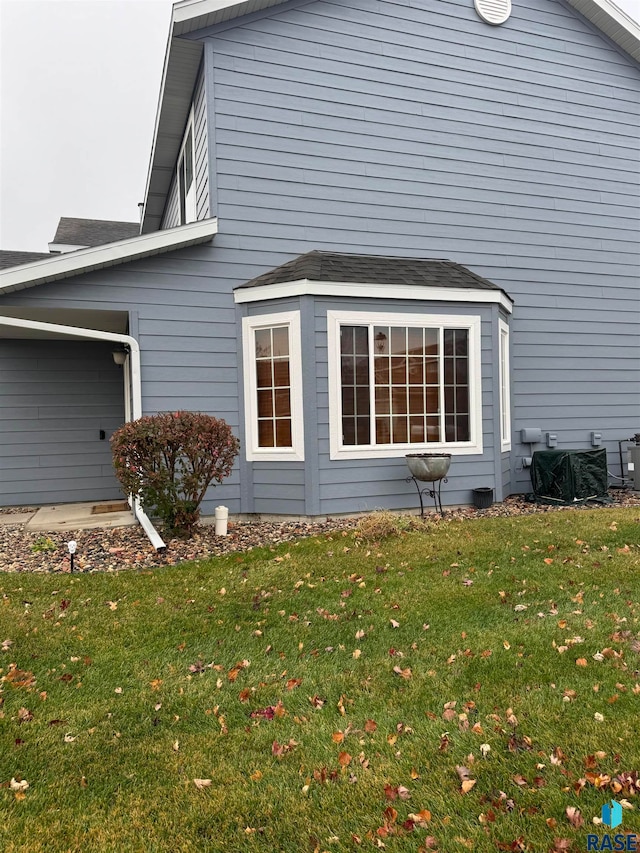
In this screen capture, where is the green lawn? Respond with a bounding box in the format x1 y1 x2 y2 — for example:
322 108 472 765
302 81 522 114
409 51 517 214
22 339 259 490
1 508 639 852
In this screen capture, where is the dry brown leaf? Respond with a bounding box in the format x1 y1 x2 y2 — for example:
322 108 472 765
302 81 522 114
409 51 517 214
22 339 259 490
565 806 584 828
393 666 412 679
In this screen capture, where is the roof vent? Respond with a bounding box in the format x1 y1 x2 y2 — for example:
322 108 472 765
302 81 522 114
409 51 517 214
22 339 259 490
474 0 511 25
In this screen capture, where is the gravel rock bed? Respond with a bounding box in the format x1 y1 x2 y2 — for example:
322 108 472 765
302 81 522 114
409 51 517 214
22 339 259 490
1 491 640 574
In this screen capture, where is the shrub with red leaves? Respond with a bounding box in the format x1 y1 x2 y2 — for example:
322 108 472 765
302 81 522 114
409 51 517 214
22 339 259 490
111 411 240 537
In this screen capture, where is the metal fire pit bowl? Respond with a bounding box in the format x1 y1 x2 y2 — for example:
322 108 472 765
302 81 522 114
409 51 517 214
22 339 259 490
405 453 452 515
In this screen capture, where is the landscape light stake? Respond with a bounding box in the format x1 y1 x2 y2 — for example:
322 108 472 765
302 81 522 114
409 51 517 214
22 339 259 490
67 540 77 573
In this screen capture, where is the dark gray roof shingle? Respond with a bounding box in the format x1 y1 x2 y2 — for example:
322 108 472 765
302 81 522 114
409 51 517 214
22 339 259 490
0 251 51 271
52 217 139 247
235 251 508 296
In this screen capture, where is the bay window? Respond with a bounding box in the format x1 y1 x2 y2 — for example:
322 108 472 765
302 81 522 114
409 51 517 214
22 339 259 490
328 311 482 460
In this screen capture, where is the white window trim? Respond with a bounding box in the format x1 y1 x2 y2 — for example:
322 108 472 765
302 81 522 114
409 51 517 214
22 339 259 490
327 310 483 461
499 318 511 451
242 310 304 462
177 106 196 225
234 279 513 314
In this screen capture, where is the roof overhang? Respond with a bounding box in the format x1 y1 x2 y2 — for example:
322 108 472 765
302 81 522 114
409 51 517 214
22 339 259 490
233 278 514 313
0 218 218 296
566 0 640 62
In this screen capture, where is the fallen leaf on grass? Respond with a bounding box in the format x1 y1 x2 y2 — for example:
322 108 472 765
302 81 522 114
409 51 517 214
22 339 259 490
4 666 36 690
272 738 297 758
565 806 583 828
338 751 352 767
456 766 476 793
364 719 378 733
193 778 211 790
17 708 33 723
393 666 412 679
250 701 285 720
408 810 431 827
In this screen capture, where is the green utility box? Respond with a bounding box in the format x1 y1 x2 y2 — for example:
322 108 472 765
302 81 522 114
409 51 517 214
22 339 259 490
530 448 608 504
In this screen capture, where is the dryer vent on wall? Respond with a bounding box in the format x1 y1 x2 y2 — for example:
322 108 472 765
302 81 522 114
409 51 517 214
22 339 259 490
474 0 511 25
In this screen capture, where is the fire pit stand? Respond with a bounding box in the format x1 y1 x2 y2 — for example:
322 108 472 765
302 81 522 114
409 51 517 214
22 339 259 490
405 453 452 517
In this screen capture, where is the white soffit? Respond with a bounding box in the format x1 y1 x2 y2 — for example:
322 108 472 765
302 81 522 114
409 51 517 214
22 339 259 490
566 0 640 62
0 219 218 295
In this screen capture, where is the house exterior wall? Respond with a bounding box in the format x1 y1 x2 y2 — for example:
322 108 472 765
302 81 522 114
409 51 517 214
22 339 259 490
160 61 210 230
0 340 125 505
204 0 640 496
1 0 638 515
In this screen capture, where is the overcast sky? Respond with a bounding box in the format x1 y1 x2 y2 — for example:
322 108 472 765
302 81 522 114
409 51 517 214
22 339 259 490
0 0 639 253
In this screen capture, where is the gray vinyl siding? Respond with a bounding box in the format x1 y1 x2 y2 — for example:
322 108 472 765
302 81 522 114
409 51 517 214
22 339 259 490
194 62 210 221
0 246 242 515
161 177 180 230
160 61 210 230
204 0 640 503
0 340 125 506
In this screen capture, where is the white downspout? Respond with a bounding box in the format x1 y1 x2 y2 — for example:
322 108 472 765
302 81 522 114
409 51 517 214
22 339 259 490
0 314 165 551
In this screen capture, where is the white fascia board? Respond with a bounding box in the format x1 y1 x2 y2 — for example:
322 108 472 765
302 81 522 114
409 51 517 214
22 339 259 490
234 278 514 313
0 219 218 295
48 243 89 253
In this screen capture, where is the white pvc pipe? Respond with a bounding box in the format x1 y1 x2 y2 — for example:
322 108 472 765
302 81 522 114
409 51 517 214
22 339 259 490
0 313 165 550
214 505 229 536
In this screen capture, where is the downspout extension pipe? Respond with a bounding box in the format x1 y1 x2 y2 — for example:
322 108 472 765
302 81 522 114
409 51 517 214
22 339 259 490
0 314 165 551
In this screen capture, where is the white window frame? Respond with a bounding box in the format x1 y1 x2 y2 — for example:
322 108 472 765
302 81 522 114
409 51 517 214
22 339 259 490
499 318 511 450
177 107 196 225
242 310 305 462
327 310 483 461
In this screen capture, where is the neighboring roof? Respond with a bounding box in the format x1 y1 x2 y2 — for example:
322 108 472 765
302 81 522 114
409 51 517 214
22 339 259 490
0 218 218 296
142 0 640 234
237 251 505 292
233 250 513 312
51 218 140 247
0 251 51 271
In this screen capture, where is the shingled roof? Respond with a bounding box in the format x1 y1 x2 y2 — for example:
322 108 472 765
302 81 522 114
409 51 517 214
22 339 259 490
0 251 51 271
236 251 506 294
51 218 140 247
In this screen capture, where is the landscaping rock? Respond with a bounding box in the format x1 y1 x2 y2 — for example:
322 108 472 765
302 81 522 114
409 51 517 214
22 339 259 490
1 491 639 574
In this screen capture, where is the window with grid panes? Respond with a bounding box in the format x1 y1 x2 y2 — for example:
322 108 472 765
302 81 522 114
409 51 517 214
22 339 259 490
254 325 292 448
339 324 470 447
